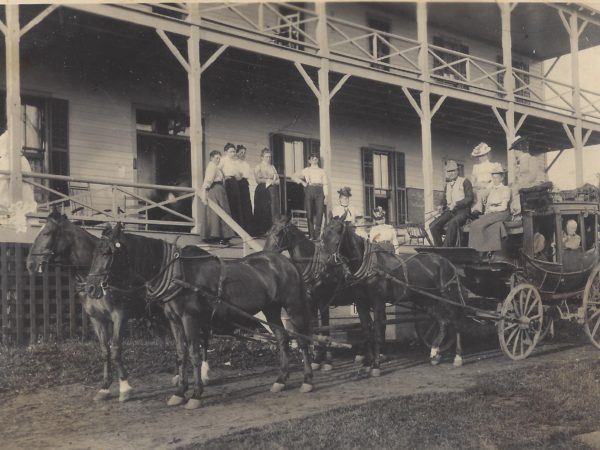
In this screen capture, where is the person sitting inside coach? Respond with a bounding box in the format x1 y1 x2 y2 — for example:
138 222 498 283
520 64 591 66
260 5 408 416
468 163 511 253
369 206 400 254
429 160 474 247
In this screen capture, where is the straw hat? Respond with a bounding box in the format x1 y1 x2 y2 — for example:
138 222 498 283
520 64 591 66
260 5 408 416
490 162 506 174
337 186 352 197
445 160 459 172
471 142 491 157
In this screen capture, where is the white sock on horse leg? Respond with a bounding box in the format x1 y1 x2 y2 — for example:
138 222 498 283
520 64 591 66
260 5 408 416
201 361 210 382
119 379 132 393
430 347 439 359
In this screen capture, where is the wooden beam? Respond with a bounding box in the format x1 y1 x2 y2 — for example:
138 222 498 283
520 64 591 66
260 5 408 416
417 1 429 82
562 123 576 147
578 20 589 37
420 84 434 216
207 199 263 252
156 29 190 73
515 113 528 133
558 10 571 34
570 12 584 185
200 44 228 74
544 56 561 78
187 4 203 234
294 62 320 100
430 95 447 118
0 20 6 36
330 74 350 100
402 87 423 119
20 5 59 37
545 149 565 173
505 102 516 184
491 106 509 135
6 5 23 203
583 128 593 146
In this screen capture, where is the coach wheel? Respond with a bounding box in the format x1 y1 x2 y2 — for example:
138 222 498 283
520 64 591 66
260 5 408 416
415 315 456 353
583 265 600 350
498 283 543 361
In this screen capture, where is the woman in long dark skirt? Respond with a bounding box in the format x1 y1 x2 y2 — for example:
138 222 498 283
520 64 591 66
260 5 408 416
253 147 281 236
199 150 235 246
236 144 254 234
221 143 243 229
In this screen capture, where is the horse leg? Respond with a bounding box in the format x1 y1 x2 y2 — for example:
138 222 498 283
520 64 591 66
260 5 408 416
355 299 374 370
264 306 290 393
371 297 387 377
182 315 203 410
285 304 315 393
321 307 333 371
200 327 212 385
429 309 447 366
110 311 132 402
91 317 112 401
167 317 188 406
453 331 463 367
311 299 324 371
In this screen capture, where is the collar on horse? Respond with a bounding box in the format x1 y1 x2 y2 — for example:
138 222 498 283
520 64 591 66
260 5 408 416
330 221 376 283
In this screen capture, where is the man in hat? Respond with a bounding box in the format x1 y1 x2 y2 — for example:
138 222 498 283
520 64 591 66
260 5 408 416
331 186 361 224
368 206 399 253
429 159 474 247
471 142 496 214
292 153 329 240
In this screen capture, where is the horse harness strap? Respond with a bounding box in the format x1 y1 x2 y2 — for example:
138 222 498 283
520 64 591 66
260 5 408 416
146 242 185 304
301 244 325 286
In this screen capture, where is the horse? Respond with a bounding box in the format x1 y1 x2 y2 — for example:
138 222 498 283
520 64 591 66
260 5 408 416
25 210 169 402
320 216 464 374
264 215 368 370
85 223 314 409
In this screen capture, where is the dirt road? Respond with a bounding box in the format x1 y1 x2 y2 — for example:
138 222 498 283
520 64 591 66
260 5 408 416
0 342 596 450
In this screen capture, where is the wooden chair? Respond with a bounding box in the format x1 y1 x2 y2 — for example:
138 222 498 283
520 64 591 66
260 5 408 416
290 209 309 234
404 223 433 246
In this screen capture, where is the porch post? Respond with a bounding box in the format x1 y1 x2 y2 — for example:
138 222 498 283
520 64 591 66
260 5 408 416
500 3 516 184
5 5 23 203
569 12 584 186
187 5 203 234
316 3 333 209
417 2 434 217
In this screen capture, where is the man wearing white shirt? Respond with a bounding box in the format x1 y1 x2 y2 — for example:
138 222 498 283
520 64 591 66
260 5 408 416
292 153 329 240
331 186 361 224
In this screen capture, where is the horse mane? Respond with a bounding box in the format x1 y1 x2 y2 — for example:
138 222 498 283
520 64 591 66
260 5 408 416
340 221 365 272
118 232 167 281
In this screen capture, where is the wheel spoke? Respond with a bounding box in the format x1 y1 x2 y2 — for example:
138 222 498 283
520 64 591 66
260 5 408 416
522 289 532 318
502 322 519 332
505 326 519 347
519 331 524 356
512 329 521 355
592 314 600 338
526 295 539 316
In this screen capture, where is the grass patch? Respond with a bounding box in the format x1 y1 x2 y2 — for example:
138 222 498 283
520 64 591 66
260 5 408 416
190 359 600 450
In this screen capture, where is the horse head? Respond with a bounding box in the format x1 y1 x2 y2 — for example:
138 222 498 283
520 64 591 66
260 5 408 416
321 217 347 264
264 215 293 252
27 208 71 274
86 222 127 299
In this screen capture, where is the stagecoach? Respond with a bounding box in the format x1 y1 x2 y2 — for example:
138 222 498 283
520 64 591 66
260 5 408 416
416 184 600 360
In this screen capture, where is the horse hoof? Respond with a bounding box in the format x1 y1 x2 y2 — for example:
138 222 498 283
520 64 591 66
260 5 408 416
354 355 365 364
371 368 381 377
322 364 333 372
311 362 321 371
430 357 441 366
453 356 464 368
167 395 185 406
184 398 202 410
299 383 314 393
270 382 286 393
94 389 110 401
119 388 133 402
171 375 180 387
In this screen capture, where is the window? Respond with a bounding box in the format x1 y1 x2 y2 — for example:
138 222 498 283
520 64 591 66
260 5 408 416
270 133 320 214
0 95 69 198
275 5 305 50
497 56 531 104
432 37 469 90
367 17 391 71
362 148 406 225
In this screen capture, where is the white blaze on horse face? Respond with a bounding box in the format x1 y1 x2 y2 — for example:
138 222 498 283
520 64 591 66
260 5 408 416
430 347 439 359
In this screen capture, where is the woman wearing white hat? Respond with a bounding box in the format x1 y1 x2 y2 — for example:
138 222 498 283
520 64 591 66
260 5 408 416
471 142 496 214
468 162 511 253
368 206 399 253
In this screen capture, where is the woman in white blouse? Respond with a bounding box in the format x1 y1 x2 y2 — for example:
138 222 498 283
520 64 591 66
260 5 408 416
221 143 243 229
468 163 512 253
236 144 254 234
253 147 280 235
199 150 235 245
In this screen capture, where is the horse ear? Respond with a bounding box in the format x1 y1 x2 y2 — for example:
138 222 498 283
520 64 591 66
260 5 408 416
102 223 113 237
113 222 124 237
48 206 62 221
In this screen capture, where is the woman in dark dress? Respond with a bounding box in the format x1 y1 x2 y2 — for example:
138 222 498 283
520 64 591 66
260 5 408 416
253 147 281 236
221 142 242 229
236 144 254 234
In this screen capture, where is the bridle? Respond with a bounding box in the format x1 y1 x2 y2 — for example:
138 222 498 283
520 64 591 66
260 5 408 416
265 222 293 253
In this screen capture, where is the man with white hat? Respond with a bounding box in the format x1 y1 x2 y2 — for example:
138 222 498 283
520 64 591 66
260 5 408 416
429 159 474 247
471 142 496 214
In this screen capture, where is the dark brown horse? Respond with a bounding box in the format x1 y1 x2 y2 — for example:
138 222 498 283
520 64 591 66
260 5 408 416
85 223 314 409
264 216 366 370
26 210 168 402
321 216 464 374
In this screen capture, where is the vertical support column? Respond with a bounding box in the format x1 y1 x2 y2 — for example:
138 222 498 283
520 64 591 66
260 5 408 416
500 3 516 184
316 3 333 209
6 5 23 203
570 12 584 186
417 2 433 217
187 5 203 234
